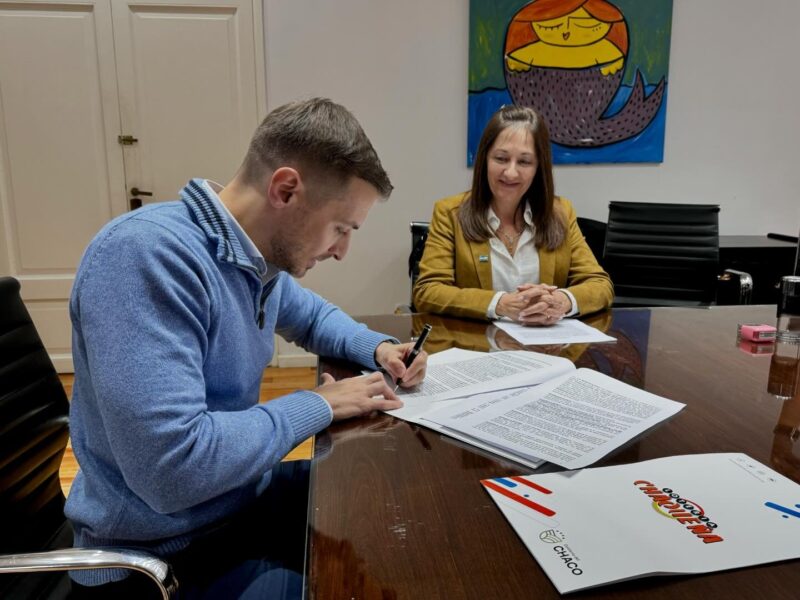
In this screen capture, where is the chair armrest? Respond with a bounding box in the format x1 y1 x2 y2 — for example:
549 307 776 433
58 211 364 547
0 547 177 599
717 268 753 305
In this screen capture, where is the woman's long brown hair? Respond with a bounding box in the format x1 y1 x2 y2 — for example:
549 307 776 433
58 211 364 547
459 105 565 250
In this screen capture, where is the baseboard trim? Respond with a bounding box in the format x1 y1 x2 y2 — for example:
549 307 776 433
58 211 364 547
276 353 318 368
52 355 74 374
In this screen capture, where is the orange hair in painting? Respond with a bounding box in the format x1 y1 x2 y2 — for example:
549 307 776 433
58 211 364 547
505 0 628 56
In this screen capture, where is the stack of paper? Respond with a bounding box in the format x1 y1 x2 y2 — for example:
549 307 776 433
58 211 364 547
388 349 684 470
494 319 616 345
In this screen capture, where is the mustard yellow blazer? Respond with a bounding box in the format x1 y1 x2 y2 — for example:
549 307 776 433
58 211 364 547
412 193 613 320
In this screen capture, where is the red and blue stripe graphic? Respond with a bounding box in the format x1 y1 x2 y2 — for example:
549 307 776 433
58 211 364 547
482 476 556 517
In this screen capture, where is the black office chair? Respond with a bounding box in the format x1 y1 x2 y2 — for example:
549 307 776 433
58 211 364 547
0 277 178 599
405 221 430 312
576 217 607 268
603 202 751 307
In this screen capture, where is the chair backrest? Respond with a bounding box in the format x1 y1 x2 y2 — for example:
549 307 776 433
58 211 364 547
604 202 721 306
408 221 430 306
576 217 607 267
0 277 71 596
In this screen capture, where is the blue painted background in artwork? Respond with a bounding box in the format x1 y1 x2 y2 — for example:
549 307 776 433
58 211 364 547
467 82 668 166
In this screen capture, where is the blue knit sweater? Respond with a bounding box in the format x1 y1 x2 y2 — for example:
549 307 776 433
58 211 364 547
66 180 390 584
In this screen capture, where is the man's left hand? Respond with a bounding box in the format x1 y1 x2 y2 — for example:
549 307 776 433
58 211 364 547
375 341 428 388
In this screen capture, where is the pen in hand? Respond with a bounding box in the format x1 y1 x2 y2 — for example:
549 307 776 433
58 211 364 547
394 323 432 391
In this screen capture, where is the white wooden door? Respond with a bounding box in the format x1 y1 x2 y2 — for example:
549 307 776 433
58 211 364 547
0 0 265 371
0 0 127 372
111 0 265 205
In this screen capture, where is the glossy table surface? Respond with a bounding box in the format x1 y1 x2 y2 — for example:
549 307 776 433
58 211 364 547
719 234 797 250
306 306 800 599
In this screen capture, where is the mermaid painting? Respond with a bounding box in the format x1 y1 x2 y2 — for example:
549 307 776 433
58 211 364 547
504 0 665 148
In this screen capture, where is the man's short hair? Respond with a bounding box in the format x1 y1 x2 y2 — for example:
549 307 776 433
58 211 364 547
241 98 393 199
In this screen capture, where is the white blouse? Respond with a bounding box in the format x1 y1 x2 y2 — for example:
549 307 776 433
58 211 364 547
485 206 578 319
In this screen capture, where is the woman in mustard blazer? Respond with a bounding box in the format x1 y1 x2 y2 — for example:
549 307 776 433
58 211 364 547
413 105 612 323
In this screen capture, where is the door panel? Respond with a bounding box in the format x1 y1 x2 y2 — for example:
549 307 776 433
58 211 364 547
0 0 126 371
1 0 263 371
112 0 261 204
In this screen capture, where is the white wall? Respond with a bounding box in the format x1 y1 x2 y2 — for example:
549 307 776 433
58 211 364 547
264 0 800 317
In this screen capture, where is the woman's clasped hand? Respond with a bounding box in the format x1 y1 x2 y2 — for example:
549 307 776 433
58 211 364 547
496 283 573 325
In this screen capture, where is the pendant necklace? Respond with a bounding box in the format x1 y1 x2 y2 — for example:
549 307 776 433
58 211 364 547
498 225 522 254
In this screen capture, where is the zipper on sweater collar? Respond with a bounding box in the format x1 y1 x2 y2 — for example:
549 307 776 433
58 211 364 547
257 278 278 329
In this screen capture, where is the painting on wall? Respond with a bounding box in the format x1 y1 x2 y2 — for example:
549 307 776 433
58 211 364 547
469 0 673 165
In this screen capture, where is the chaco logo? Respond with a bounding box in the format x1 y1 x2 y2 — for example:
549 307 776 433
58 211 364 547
553 545 583 576
539 529 566 543
541 531 582 576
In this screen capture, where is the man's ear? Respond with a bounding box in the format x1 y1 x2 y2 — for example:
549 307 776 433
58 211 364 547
266 167 303 209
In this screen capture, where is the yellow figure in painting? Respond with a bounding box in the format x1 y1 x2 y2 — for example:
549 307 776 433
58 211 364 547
505 0 627 76
502 0 666 148
508 6 624 75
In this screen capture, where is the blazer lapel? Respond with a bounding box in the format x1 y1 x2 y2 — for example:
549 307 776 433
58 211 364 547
538 245 556 286
469 239 493 289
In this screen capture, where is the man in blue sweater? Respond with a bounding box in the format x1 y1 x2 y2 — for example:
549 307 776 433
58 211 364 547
66 98 427 597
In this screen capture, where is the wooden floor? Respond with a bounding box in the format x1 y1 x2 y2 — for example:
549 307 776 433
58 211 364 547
58 366 317 496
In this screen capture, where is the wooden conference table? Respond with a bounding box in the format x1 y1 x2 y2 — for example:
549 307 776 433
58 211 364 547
306 306 800 599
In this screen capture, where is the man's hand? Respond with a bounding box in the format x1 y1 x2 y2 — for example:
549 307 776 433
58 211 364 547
315 372 403 421
375 341 428 388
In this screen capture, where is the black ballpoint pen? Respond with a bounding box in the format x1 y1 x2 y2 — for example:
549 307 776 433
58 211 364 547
395 323 432 391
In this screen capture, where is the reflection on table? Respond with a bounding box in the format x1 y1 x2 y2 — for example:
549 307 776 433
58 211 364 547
307 306 800 599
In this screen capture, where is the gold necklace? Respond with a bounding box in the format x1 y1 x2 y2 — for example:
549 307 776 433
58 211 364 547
497 225 523 255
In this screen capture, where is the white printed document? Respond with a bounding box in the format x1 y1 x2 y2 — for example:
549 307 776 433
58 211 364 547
481 453 800 593
386 348 575 469
395 348 575 403
427 368 684 469
387 349 683 471
395 386 548 470
494 319 615 345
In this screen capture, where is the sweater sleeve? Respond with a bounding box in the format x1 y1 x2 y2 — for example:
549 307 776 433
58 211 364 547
273 275 393 370
72 220 330 514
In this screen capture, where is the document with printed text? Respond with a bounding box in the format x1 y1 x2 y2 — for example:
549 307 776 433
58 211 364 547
394 348 575 403
428 368 683 469
392 385 547 470
386 349 574 469
494 319 615 345
387 349 684 470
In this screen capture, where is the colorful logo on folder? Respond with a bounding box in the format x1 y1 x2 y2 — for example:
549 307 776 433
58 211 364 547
481 476 555 517
634 480 724 544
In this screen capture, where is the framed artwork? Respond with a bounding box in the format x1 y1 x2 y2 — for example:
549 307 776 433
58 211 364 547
468 0 673 165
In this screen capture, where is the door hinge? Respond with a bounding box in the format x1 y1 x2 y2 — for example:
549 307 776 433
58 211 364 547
118 135 138 145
